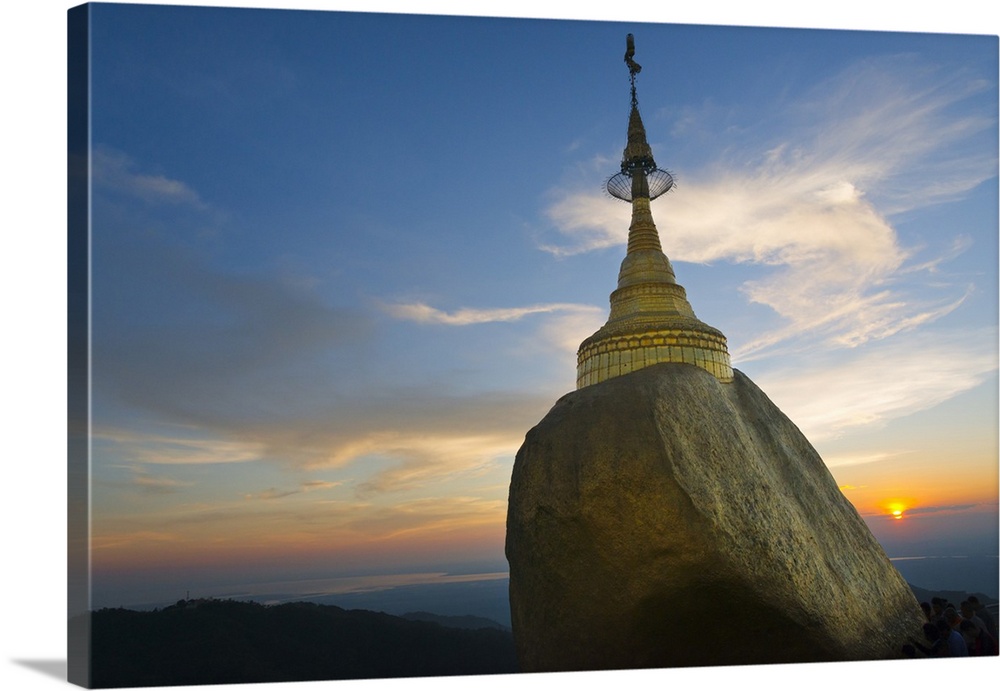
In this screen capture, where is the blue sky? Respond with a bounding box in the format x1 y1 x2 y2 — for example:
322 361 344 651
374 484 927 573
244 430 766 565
2 2 998 690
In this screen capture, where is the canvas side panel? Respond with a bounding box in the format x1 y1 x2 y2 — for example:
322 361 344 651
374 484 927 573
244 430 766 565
67 3 92 688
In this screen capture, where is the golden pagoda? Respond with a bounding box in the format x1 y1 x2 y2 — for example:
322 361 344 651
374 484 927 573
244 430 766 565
576 35 732 389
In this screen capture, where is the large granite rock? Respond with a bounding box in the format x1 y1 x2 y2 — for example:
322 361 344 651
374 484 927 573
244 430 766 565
505 363 925 671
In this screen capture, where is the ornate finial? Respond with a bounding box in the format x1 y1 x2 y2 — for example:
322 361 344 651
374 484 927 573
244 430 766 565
624 34 640 73
625 33 642 102
605 34 674 203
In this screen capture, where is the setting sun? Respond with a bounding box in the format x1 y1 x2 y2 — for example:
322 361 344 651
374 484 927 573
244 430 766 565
883 501 910 520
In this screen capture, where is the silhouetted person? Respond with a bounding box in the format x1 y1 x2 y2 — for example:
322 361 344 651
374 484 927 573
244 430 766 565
967 596 998 640
931 597 946 619
960 601 990 636
959 619 997 656
940 614 969 657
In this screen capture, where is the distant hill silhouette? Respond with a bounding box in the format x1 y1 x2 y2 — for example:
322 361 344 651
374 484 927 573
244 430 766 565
85 598 517 687
401 610 510 631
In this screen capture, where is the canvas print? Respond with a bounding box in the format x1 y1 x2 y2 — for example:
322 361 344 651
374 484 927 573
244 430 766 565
68 2 999 687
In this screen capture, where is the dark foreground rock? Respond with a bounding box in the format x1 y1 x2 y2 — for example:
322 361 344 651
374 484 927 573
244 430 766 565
506 363 925 671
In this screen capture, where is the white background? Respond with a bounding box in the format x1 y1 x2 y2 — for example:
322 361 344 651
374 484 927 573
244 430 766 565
2 1 997 690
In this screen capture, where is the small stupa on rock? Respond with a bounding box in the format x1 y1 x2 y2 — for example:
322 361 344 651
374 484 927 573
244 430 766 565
577 34 731 389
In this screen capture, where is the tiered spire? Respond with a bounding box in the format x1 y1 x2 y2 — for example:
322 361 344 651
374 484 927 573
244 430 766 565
576 34 732 389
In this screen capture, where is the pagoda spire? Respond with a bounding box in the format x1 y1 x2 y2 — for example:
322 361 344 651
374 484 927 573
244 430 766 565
576 34 732 389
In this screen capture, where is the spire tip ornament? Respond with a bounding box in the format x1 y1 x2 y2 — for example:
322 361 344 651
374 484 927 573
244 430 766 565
624 33 641 77
606 34 675 203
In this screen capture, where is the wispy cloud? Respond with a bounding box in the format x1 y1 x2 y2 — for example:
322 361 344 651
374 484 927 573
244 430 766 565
345 496 507 538
271 393 552 484
380 302 607 363
826 452 909 469
354 434 516 496
301 480 340 491
539 55 995 360
244 487 301 501
97 389 554 499
539 194 629 257
533 306 606 355
129 468 194 494
381 299 606 360
380 300 598 326
96 428 264 465
91 530 182 551
93 146 207 208
244 481 341 501
91 492 507 574
904 504 979 516
753 329 998 441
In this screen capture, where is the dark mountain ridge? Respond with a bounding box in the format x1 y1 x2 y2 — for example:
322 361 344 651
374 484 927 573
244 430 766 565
84 598 517 687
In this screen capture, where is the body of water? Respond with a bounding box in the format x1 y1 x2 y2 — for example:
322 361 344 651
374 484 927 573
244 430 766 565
90 554 997 629
889 555 998 599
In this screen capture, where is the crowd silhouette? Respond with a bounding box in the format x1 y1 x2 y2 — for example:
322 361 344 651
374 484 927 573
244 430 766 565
903 595 998 658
